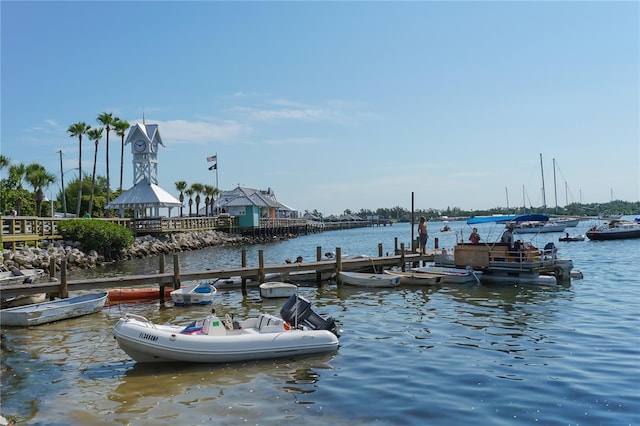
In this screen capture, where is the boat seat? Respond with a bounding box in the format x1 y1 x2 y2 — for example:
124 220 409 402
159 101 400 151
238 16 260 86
257 313 285 332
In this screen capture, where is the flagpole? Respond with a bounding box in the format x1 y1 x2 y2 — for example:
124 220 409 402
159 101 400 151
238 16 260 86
215 152 218 190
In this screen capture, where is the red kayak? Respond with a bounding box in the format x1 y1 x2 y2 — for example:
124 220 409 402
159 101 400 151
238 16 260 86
108 287 174 303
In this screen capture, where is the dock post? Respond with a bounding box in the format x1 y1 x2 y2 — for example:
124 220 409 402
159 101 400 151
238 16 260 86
49 258 56 281
159 253 166 302
316 246 322 285
258 250 265 284
173 254 180 289
400 243 406 271
60 260 68 299
336 247 342 285
378 243 383 257
241 249 247 293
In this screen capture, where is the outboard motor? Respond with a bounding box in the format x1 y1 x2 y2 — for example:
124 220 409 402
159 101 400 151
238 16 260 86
280 294 339 337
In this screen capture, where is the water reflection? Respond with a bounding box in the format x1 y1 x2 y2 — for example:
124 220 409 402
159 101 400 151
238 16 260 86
107 353 337 414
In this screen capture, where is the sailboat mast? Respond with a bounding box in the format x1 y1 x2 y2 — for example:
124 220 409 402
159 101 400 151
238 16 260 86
540 153 547 209
505 187 510 211
553 158 558 213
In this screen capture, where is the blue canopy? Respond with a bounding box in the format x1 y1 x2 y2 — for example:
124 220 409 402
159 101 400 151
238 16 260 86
467 214 549 225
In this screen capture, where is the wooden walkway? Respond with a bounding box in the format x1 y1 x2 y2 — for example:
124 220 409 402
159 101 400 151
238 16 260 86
1 215 375 249
0 249 437 300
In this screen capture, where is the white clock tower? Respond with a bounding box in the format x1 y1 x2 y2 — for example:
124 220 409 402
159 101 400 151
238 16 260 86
125 123 164 185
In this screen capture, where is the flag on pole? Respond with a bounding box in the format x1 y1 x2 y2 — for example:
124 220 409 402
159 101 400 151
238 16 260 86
208 163 217 170
207 155 217 162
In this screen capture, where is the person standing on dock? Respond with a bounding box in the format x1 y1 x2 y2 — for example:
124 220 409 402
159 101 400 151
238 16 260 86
418 216 429 254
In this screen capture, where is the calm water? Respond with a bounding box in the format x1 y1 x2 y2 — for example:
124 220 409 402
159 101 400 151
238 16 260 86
1 220 639 425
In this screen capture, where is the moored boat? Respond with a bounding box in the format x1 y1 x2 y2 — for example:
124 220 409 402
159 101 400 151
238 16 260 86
410 266 483 284
0 292 108 327
438 215 578 284
108 287 174 303
0 268 45 285
383 270 446 286
259 282 298 299
338 271 400 288
112 294 339 363
586 220 640 240
171 282 217 306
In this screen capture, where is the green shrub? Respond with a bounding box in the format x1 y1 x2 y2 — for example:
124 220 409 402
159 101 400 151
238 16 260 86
58 219 134 260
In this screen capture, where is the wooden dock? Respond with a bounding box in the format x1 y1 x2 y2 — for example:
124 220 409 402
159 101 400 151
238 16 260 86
0 248 436 300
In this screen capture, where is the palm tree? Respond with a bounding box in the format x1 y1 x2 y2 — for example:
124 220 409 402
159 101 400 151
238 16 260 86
0 154 9 170
203 184 219 216
86 127 104 215
67 122 91 216
113 118 131 192
190 183 204 216
8 163 26 214
25 163 56 217
175 181 188 217
0 155 9 212
97 112 114 205
185 187 195 217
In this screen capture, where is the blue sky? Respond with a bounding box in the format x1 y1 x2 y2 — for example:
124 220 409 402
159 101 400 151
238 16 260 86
2 1 638 215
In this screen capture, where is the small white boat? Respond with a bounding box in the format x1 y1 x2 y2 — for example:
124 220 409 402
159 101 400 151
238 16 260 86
0 292 108 327
0 268 45 285
171 282 217 306
383 270 446 286
339 271 400 288
259 282 297 299
113 294 340 363
410 266 483 284
513 221 567 234
213 273 288 289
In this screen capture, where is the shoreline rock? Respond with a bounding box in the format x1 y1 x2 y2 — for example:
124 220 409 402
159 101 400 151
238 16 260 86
1 231 295 272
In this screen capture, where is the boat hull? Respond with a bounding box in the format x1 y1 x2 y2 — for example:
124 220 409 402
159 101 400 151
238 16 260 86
410 266 483 284
171 283 217 306
383 270 446 286
339 271 400 288
0 292 108 327
259 282 297 299
108 287 174 303
586 229 640 240
113 314 339 363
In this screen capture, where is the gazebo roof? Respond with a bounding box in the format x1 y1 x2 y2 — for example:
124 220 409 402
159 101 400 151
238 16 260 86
106 180 182 209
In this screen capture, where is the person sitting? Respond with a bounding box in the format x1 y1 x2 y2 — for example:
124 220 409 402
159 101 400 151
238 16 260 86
468 228 481 244
294 256 303 263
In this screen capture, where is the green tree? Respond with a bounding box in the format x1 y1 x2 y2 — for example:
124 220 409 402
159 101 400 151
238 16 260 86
113 117 131 192
24 163 56 216
97 112 115 205
86 127 104 215
185 187 195 216
58 219 134 260
8 163 27 214
190 183 204 216
67 122 91 216
0 154 10 212
64 173 109 218
175 180 188 217
203 184 219 216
